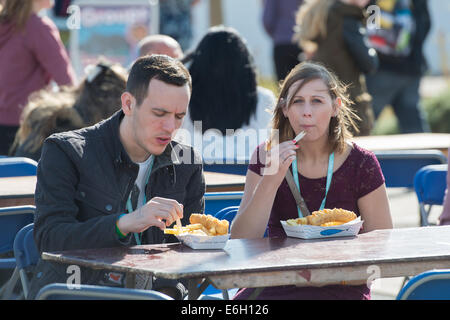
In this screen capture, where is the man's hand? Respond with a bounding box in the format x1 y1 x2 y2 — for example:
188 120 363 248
117 197 183 234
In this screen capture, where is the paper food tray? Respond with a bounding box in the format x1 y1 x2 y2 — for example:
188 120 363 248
280 217 363 239
176 233 230 249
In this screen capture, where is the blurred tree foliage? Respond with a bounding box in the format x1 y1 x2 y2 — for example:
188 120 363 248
423 88 450 133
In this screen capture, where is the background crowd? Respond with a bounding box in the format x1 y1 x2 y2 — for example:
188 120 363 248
0 0 448 299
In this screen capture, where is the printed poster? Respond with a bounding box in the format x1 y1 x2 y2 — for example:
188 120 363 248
70 0 159 77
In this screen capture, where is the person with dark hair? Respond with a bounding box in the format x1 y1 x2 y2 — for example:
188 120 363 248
0 0 76 155
10 61 128 161
28 55 204 300
176 26 276 162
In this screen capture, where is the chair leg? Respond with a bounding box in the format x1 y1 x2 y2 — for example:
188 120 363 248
221 289 229 300
19 269 29 299
419 204 429 227
0 267 19 299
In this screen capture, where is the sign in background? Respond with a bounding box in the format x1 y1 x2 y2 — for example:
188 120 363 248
70 0 159 77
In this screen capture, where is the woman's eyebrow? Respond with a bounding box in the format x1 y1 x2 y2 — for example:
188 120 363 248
293 94 326 99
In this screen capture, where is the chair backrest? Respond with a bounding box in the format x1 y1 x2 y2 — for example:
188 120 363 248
214 206 240 220
35 283 174 300
204 191 243 215
0 206 35 258
375 150 447 188
13 223 39 299
397 269 450 300
0 157 38 177
13 223 39 271
204 161 249 176
414 164 447 205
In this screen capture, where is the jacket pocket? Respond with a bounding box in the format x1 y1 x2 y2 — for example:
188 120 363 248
75 183 120 218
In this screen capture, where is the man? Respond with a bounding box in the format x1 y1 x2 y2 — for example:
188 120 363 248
137 34 183 59
28 55 205 299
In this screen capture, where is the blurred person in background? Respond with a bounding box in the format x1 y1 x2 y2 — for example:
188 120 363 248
137 34 183 59
0 0 76 155
295 0 379 136
159 0 199 52
176 26 276 163
263 0 304 82
9 61 127 161
366 0 431 133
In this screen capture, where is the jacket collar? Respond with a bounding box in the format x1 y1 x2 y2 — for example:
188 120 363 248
105 110 181 170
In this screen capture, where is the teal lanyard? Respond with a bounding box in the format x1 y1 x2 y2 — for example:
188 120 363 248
291 152 334 218
126 156 154 245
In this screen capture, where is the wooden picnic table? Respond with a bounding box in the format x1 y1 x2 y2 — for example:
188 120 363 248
203 171 245 192
0 175 36 207
0 172 244 208
42 225 450 300
353 133 450 155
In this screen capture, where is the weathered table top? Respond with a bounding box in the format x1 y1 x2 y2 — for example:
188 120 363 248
0 172 244 201
0 175 36 199
42 225 450 289
353 133 450 154
0 175 36 207
204 171 245 192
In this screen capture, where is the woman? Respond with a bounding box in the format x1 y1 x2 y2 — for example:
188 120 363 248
230 62 392 300
0 0 76 155
177 26 276 162
295 0 378 136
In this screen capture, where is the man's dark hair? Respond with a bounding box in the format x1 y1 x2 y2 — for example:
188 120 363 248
126 54 192 106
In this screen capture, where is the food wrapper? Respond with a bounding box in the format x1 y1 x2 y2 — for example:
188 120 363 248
175 233 230 249
280 217 363 239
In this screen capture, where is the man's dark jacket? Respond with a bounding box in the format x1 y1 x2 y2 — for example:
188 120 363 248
28 110 205 299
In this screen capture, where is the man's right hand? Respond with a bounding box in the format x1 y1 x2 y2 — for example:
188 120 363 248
117 197 184 235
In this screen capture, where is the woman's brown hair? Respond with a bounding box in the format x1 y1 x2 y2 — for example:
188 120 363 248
294 0 334 54
269 61 359 154
0 0 33 31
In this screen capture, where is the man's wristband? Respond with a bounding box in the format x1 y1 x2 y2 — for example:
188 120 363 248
116 214 128 238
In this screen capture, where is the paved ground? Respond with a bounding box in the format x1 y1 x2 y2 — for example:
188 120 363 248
370 188 444 300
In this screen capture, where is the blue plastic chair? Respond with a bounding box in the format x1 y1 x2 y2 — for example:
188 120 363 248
204 191 243 216
396 269 450 300
203 157 249 176
414 164 447 226
0 206 35 299
222 209 238 224
214 206 239 220
13 223 39 299
35 283 174 300
375 150 447 189
0 157 38 177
